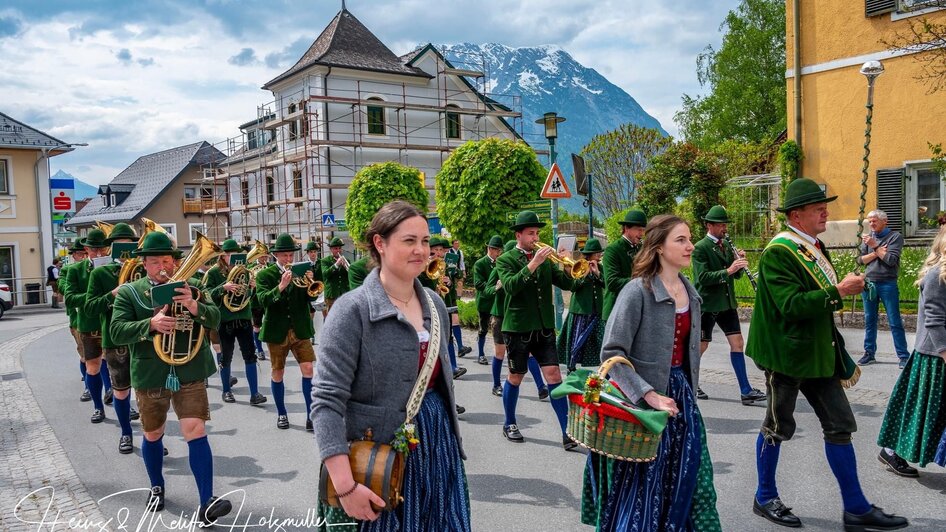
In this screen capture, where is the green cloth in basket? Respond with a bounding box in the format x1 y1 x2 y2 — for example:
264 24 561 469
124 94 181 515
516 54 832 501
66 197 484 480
552 368 670 435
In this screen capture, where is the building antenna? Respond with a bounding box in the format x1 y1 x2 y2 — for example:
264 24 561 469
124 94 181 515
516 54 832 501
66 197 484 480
342 0 346 11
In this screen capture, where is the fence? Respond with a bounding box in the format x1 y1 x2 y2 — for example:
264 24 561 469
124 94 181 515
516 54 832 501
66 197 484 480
4 276 52 307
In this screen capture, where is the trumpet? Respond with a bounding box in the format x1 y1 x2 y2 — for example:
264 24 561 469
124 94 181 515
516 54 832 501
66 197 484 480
118 218 167 284
223 240 268 312
290 266 324 298
153 233 223 365
723 234 757 290
533 242 589 279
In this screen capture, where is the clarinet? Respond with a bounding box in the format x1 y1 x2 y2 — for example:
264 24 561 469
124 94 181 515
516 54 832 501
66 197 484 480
723 235 757 291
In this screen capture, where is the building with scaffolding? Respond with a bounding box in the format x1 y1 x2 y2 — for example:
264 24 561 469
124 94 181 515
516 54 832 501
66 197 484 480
201 7 527 251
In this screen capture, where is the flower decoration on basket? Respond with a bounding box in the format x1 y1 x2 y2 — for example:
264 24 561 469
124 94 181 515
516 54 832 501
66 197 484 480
583 374 603 404
392 422 419 454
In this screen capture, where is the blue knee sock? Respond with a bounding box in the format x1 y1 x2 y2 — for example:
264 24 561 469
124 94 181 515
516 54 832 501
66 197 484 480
730 351 752 395
825 441 871 515
477 335 486 358
548 382 569 434
80 362 89 391
100 360 112 392
187 436 214 507
113 396 133 436
141 436 165 489
502 381 520 426
253 332 263 352
528 356 546 391
491 357 503 388
452 325 465 349
448 341 457 371
86 372 104 411
271 380 287 416
245 363 259 395
302 377 313 419
755 433 780 505
220 366 231 393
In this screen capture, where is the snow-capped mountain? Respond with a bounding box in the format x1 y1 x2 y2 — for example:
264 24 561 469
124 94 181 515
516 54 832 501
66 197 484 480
440 43 666 213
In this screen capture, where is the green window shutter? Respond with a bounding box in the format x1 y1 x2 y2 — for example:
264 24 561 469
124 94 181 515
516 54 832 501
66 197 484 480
866 0 897 17
876 167 905 232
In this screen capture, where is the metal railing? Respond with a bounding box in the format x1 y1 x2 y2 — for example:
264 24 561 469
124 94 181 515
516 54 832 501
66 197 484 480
2 276 53 307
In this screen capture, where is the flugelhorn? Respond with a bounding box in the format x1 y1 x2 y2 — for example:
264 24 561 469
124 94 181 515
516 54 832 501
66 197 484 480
290 265 324 298
153 233 222 366
222 240 267 312
118 218 167 284
534 242 589 279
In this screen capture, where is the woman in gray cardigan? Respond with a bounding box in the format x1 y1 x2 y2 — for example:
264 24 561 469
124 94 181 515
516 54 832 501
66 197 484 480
313 201 470 531
877 223 946 474
580 215 721 532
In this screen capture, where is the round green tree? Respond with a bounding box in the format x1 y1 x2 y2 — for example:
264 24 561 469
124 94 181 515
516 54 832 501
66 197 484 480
435 138 546 257
345 162 429 244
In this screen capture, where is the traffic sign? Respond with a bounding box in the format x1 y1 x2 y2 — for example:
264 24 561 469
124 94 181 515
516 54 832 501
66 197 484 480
540 163 571 199
50 177 75 213
506 211 551 223
520 199 552 210
321 213 336 226
335 218 347 230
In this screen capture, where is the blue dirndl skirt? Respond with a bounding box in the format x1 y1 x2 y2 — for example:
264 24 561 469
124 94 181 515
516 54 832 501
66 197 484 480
318 391 471 532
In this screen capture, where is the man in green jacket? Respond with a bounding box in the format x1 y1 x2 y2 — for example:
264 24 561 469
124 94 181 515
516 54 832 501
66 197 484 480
257 233 317 430
84 222 140 453
110 231 232 525
601 209 646 321
61 241 89 401
319 237 349 316
203 239 267 406
64 228 113 423
347 256 370 290
495 211 575 449
692 205 765 405
473 235 503 365
746 178 907 530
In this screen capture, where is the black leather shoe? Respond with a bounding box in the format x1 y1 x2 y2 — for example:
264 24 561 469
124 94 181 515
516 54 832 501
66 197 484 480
492 386 503 397
276 415 289 429
104 389 114 405
563 435 580 452
878 451 919 478
538 387 550 401
250 393 267 405
453 367 467 379
79 390 91 402
222 391 235 403
229 376 238 387
503 424 524 442
163 446 169 457
198 496 232 527
753 497 801 528
842 505 908 531
477 355 489 365
130 407 140 421
146 486 165 512
119 435 133 454
256 351 266 361
741 389 766 405
458 346 472 357
456 405 466 415
696 388 709 400
91 409 106 423
306 419 313 431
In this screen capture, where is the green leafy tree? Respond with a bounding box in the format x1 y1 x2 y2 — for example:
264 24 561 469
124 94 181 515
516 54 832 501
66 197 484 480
436 138 546 259
605 207 635 244
580 124 672 219
345 162 429 245
882 2 946 93
675 0 786 147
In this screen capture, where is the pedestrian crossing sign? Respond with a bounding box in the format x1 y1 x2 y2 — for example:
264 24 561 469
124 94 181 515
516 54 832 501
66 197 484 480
540 163 571 199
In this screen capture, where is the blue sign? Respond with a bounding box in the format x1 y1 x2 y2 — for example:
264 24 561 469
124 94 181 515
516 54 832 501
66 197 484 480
321 213 336 226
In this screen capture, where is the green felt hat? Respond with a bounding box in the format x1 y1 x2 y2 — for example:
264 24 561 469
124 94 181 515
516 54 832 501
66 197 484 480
271 233 301 252
328 237 343 248
221 239 242 252
173 249 184 259
429 236 448 249
778 178 837 213
503 240 517 253
702 205 730 223
510 210 546 231
80 229 109 249
68 240 85 253
133 231 177 257
305 241 318 252
619 209 648 227
487 235 503 249
581 238 603 254
104 223 137 244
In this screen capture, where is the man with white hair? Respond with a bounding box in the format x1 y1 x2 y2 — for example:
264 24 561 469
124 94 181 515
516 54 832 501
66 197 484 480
856 209 909 368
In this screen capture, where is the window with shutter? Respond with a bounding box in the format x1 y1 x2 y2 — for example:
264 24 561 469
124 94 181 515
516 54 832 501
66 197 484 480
866 0 897 16
876 168 904 232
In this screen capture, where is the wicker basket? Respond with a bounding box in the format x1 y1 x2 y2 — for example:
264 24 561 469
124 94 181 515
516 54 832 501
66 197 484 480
565 357 663 462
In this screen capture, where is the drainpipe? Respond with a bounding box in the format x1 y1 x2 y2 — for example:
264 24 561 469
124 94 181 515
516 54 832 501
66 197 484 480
793 0 802 148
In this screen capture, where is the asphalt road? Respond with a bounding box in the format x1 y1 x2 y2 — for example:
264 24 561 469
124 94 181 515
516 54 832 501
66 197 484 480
18 309 946 531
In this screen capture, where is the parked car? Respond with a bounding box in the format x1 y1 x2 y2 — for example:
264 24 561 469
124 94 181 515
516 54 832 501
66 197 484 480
0 282 14 318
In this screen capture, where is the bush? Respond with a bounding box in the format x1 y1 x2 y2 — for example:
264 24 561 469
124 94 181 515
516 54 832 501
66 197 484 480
345 162 429 245
457 300 480 328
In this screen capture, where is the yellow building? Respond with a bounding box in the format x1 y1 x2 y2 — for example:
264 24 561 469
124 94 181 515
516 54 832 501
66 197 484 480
787 1 946 243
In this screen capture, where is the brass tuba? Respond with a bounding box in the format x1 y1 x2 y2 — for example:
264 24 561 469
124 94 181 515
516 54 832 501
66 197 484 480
222 240 267 312
246 240 270 276
534 242 589 279
118 218 167 284
425 257 445 280
153 233 223 366
96 221 115 255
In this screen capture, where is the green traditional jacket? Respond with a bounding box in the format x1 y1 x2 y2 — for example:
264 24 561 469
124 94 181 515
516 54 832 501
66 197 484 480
692 235 740 313
84 262 121 348
59 261 79 329
568 271 604 315
256 263 316 343
347 257 370 290
320 254 350 299
442 257 461 307
746 234 848 379
602 237 640 321
495 247 575 332
418 269 439 291
484 266 506 317
64 259 99 333
110 276 219 389
473 255 496 313
203 264 253 322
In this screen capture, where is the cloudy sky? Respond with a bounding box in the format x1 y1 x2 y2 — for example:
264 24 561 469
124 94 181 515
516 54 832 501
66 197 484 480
1 0 740 185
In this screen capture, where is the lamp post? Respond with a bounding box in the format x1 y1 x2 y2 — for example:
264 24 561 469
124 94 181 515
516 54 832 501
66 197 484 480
857 61 883 302
536 112 566 329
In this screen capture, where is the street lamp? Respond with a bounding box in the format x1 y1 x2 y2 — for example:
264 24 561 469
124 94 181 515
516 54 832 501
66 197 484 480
858 61 883 301
535 112 566 329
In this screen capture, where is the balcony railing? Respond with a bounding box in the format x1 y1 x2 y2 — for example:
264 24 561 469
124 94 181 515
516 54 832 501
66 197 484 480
183 198 228 214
